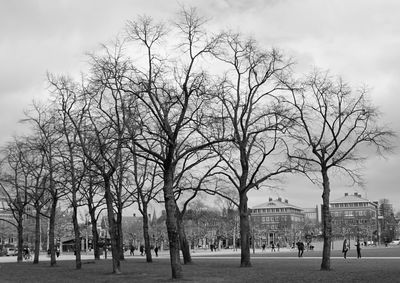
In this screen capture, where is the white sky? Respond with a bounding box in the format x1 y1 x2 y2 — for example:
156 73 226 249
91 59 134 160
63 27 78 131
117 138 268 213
1 0 399 212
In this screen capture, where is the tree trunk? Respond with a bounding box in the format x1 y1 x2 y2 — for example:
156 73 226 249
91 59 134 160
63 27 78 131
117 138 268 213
163 165 182 279
33 207 41 264
320 168 332 271
49 197 58 266
239 192 251 267
104 177 121 274
142 205 153 263
72 203 82 269
90 215 100 260
177 213 192 264
17 213 24 263
116 211 125 260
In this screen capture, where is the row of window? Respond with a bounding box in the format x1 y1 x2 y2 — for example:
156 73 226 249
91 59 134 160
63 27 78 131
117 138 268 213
252 208 302 214
332 219 374 225
259 215 304 223
331 210 375 217
331 202 372 208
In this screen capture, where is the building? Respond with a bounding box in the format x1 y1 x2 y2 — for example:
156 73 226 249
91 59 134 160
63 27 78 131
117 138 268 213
330 192 378 243
0 197 17 248
250 197 305 247
378 199 397 244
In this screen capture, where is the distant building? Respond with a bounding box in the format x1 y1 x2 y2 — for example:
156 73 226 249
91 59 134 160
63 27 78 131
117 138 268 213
251 197 305 247
330 192 378 243
303 206 320 224
0 197 17 247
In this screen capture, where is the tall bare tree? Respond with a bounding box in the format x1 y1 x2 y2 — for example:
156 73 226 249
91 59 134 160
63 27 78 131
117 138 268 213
283 71 396 270
211 33 293 267
49 73 126 274
124 9 223 279
21 102 68 267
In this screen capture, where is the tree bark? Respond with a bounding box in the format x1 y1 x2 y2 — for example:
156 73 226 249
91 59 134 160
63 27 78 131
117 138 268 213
116 211 125 261
90 215 100 260
163 164 182 279
17 212 24 263
104 176 121 274
177 213 192 264
320 168 332 271
72 203 82 269
33 207 41 264
49 197 58 266
142 205 153 263
239 192 251 267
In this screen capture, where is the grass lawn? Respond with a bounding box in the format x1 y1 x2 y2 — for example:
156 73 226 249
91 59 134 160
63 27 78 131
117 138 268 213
0 257 399 282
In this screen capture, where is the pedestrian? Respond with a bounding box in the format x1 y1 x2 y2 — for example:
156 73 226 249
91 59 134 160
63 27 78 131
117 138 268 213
276 242 280 252
56 247 60 258
271 242 275 252
342 239 349 259
355 239 361 258
262 244 266 252
140 245 144 256
296 241 304 257
130 245 135 256
154 246 159 257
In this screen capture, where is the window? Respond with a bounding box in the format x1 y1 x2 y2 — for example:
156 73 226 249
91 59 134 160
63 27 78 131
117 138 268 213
344 211 353 217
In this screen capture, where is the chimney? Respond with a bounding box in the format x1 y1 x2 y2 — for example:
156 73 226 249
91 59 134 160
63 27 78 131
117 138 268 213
278 197 282 202
344 193 348 196
285 199 288 203
269 197 272 202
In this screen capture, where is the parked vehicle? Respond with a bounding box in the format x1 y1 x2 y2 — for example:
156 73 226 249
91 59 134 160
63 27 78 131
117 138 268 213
389 239 400 245
6 248 17 256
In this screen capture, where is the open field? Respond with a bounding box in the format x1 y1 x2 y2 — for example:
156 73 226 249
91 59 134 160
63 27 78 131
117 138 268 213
1 246 400 282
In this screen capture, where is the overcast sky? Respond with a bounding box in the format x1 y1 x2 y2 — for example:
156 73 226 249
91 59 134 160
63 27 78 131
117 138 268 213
1 0 399 212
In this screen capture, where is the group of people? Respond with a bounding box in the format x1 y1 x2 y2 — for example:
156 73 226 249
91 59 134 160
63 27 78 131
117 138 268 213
261 242 281 252
130 244 159 257
342 239 362 259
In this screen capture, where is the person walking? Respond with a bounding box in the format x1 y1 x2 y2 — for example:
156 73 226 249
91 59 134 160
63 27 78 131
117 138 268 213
355 239 361 258
140 245 144 256
296 241 304 257
271 242 276 252
342 239 349 259
154 246 159 257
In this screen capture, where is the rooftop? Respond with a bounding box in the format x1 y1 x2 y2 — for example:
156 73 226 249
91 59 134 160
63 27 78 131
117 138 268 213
330 192 376 205
252 197 302 210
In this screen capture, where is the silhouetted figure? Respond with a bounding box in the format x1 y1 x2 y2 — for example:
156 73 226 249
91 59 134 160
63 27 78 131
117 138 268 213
355 240 361 258
296 241 304 257
140 245 144 256
154 246 159 257
342 239 349 259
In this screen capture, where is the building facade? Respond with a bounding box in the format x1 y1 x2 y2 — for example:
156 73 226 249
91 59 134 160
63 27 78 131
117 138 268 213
330 192 378 243
250 197 305 247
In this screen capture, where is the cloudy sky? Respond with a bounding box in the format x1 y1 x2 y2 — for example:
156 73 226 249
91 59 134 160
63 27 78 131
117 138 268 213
1 0 399 212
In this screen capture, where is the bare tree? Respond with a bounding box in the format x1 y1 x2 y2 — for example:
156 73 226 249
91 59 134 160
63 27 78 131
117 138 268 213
0 139 32 263
124 9 223 279
283 71 396 270
22 136 51 264
211 33 293 267
49 73 126 274
21 102 69 267
53 84 90 269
